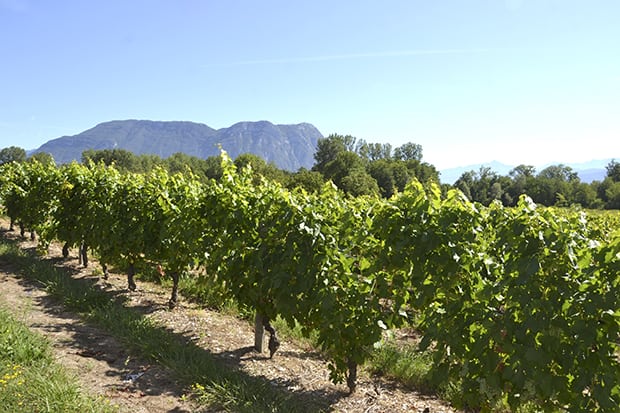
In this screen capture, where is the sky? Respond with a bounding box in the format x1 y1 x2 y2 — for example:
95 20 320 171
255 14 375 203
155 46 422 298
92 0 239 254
1 0 619 170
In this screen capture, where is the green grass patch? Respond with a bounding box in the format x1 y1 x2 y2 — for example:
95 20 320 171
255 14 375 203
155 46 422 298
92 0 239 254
0 306 117 413
178 273 249 316
271 316 319 351
367 339 436 393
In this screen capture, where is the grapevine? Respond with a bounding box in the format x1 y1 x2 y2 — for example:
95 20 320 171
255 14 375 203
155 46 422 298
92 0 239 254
0 156 618 411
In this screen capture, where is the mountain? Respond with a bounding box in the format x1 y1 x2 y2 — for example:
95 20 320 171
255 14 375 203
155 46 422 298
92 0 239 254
32 120 323 171
212 121 320 170
439 159 613 184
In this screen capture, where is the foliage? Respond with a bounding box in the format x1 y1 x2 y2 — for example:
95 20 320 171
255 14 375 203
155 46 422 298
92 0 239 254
82 148 141 172
0 146 27 165
606 159 620 182
374 184 620 411
455 161 620 209
286 168 325 193
393 142 423 161
0 238 322 413
28 151 55 165
312 134 437 197
1 150 619 412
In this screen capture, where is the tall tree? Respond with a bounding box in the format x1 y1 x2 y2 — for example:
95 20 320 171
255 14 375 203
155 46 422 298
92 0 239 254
339 169 379 197
323 151 365 187
505 165 536 205
509 164 536 179
82 148 139 172
28 152 55 166
0 146 27 165
313 134 348 173
606 159 620 182
394 142 423 162
454 167 504 206
234 153 289 184
203 155 224 180
358 142 392 161
367 159 396 198
287 168 325 193
537 164 578 182
530 165 580 206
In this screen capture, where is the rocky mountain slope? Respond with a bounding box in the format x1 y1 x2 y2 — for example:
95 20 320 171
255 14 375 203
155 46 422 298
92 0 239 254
32 120 323 171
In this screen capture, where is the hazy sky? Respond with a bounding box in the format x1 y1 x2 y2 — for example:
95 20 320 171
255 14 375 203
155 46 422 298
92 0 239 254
1 0 619 169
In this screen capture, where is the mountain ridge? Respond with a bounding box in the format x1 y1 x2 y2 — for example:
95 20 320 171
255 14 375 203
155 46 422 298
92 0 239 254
30 120 613 183
32 119 323 171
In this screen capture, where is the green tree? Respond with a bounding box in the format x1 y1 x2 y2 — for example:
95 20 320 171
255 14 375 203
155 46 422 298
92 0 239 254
0 146 27 165
367 159 396 198
604 180 620 209
312 134 350 172
82 149 139 172
454 170 474 200
390 162 412 192
531 164 580 206
597 177 620 209
287 168 325 193
454 167 504 206
339 169 379 197
323 151 365 186
167 152 199 174
504 165 536 206
137 153 165 172
313 134 434 198
203 155 224 180
537 164 578 182
606 159 620 182
234 153 289 184
28 152 55 166
393 142 423 161
509 164 536 179
357 142 392 161
405 159 439 184
571 181 599 208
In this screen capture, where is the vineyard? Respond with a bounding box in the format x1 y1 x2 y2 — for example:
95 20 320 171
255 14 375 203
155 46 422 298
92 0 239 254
0 156 619 412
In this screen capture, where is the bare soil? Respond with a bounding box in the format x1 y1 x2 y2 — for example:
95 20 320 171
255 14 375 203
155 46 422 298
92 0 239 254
0 226 460 413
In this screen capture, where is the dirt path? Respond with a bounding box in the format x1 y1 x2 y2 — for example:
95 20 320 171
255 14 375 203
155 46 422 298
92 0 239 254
0 228 460 413
0 243 195 412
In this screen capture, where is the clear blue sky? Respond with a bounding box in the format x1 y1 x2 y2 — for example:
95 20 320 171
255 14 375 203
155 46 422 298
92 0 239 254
1 0 618 169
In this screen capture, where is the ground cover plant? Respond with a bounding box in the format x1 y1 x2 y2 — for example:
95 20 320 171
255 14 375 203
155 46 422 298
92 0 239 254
0 304 117 413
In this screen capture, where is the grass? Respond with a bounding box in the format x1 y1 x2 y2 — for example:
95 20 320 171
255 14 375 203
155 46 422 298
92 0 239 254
367 340 436 393
0 236 329 413
0 306 117 413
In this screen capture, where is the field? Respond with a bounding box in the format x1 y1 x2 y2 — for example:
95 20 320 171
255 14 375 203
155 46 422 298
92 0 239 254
0 157 619 412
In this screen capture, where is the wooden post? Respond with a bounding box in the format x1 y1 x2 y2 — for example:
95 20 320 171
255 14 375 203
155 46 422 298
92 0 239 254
254 313 265 352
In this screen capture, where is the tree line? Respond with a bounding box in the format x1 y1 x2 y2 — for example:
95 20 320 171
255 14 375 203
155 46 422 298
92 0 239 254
453 162 620 209
1 139 618 209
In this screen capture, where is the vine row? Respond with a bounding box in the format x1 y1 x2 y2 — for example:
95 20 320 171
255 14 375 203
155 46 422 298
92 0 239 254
0 157 618 411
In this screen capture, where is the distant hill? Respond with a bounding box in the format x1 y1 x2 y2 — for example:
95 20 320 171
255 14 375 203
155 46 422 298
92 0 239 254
32 120 323 171
439 159 612 184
